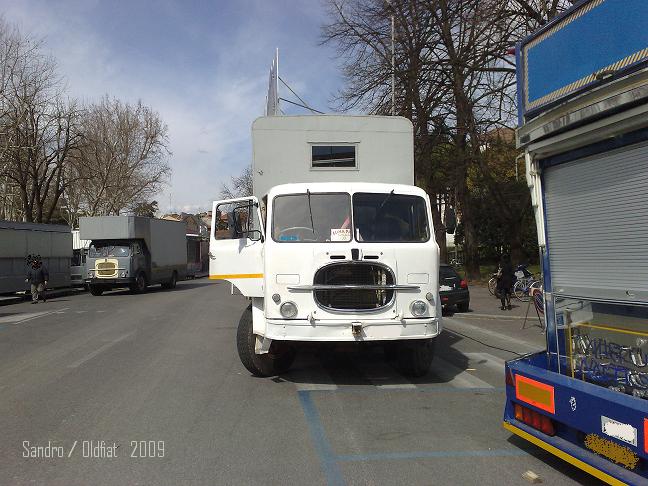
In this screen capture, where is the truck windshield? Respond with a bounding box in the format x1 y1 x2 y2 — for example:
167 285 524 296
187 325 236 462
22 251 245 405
272 193 351 242
88 243 131 257
353 192 429 242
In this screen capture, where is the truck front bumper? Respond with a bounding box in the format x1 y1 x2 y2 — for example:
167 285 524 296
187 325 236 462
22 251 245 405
85 278 134 286
264 317 441 341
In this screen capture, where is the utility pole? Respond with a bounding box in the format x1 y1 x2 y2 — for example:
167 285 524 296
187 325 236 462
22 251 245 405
391 13 395 115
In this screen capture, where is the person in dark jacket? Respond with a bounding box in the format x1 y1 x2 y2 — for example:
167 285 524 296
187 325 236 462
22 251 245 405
496 255 514 310
25 257 49 304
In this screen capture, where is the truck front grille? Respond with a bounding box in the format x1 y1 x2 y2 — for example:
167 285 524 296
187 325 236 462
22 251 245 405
313 262 394 311
96 261 117 278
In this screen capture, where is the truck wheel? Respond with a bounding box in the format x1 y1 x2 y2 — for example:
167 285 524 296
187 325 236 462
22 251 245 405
89 285 104 296
456 301 469 312
397 339 435 377
162 272 177 290
130 273 147 294
236 305 296 377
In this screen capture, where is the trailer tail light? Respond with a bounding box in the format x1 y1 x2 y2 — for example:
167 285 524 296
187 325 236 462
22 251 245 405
460 279 468 289
514 403 555 436
515 374 555 414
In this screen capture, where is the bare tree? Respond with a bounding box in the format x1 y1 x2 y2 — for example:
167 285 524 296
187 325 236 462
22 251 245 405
220 165 253 199
0 21 83 223
67 96 171 218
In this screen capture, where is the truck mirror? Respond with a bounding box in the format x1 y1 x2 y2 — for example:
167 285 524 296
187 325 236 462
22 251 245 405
247 230 263 242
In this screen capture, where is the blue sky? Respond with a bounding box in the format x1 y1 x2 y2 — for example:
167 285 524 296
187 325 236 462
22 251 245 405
1 0 345 213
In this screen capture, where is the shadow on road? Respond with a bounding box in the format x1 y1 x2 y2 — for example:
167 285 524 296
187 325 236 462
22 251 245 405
276 330 474 387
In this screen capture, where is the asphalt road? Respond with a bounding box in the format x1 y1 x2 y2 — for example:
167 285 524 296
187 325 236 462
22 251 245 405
0 281 601 486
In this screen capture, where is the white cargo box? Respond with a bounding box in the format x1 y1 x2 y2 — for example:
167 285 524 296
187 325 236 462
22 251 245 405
252 115 414 200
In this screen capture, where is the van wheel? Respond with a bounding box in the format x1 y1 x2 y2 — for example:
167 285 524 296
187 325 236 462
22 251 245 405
162 272 177 290
236 305 296 377
89 285 104 296
130 273 147 294
397 339 435 377
456 301 469 312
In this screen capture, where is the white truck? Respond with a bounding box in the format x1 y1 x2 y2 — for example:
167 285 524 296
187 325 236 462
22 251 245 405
210 115 441 377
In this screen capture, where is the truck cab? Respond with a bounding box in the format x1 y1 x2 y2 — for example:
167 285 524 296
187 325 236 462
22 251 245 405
85 239 149 294
210 115 441 377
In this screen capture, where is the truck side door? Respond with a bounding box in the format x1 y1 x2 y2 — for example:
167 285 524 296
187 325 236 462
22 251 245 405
209 197 264 297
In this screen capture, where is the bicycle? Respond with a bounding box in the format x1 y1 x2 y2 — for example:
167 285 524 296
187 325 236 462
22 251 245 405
513 273 542 302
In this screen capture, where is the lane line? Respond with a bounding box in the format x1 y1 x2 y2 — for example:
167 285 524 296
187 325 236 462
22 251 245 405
464 352 507 374
430 357 494 389
298 390 345 486
0 307 69 325
353 360 416 390
336 448 526 462
67 332 134 368
289 367 338 391
452 312 527 320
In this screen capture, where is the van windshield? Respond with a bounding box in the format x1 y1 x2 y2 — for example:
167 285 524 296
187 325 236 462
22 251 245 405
272 193 351 242
88 242 131 257
353 192 429 242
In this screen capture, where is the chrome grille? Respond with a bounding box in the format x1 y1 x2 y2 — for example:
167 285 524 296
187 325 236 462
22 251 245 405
313 262 394 311
96 261 117 277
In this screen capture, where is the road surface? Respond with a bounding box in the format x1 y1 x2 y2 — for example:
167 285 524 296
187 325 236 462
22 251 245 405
0 281 599 485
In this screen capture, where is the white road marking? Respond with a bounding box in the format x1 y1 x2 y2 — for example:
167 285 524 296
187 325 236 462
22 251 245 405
0 308 69 325
288 367 338 391
67 332 134 368
354 361 416 389
430 356 494 389
464 352 506 375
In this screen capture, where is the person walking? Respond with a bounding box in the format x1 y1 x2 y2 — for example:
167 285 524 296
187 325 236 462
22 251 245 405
25 257 49 304
496 255 514 311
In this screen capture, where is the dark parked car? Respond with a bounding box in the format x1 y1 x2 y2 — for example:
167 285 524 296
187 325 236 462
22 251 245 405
439 264 470 312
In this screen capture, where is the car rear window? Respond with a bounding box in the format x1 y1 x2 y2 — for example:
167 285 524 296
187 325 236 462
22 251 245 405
439 266 459 279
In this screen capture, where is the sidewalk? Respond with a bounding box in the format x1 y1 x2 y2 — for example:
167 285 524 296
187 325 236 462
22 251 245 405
0 287 85 306
456 284 543 321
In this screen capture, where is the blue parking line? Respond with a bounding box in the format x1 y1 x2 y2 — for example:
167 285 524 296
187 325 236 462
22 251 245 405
298 390 346 486
336 449 527 462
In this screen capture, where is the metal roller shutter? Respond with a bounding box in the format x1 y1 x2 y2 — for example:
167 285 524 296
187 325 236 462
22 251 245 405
544 141 648 304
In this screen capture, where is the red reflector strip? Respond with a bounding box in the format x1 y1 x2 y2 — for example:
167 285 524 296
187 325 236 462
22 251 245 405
515 375 555 414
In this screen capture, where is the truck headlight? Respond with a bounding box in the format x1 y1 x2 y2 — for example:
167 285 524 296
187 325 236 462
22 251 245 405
280 301 298 318
410 300 427 316
88 270 95 278
120 270 127 277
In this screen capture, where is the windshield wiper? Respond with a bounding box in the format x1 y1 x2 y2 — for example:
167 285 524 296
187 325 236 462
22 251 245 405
377 189 395 215
306 189 315 234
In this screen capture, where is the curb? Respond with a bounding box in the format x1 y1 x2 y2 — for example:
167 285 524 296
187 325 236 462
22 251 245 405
0 287 85 306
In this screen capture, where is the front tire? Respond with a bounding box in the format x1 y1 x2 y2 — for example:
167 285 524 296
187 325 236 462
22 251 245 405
397 339 435 377
236 305 296 377
456 301 469 312
130 272 147 294
89 284 104 296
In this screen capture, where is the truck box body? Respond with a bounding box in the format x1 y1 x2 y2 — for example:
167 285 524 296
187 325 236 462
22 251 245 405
252 115 414 200
80 216 187 292
0 221 72 294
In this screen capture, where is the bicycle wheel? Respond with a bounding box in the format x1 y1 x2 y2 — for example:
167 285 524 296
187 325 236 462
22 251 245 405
513 280 530 302
488 277 497 296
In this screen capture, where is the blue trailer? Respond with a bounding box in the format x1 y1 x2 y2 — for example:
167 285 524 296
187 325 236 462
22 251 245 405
504 1 648 484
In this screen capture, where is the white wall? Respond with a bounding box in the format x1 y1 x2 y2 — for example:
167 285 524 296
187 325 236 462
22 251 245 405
252 115 414 200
